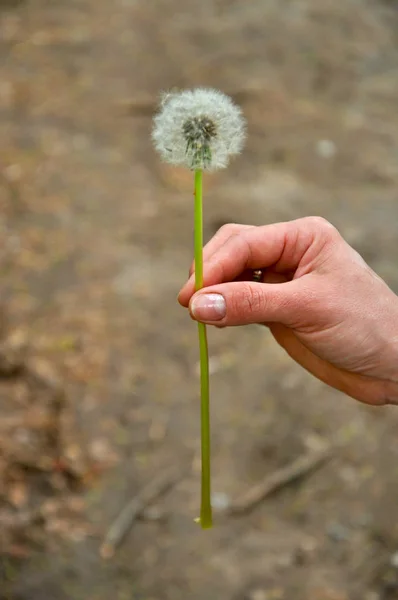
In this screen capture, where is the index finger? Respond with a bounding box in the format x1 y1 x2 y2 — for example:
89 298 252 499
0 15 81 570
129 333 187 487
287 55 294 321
178 217 335 306
188 223 254 277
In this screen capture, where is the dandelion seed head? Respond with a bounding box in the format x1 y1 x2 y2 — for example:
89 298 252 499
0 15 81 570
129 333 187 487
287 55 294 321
152 88 246 171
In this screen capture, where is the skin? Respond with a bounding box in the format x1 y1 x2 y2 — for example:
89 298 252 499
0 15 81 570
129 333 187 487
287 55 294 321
178 217 398 406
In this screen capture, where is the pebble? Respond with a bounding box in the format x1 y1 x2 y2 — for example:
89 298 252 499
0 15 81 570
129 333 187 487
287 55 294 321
326 521 350 542
3 163 23 182
316 139 337 159
211 491 230 511
390 551 398 568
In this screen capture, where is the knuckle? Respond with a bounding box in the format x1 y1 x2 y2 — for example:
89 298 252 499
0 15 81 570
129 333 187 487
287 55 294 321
306 216 335 232
306 216 341 247
219 222 240 236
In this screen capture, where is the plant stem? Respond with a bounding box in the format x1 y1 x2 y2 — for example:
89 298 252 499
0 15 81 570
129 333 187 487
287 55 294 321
194 168 212 529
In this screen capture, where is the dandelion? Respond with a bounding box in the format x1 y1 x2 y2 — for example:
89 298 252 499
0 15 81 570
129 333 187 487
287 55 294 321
152 87 246 172
152 88 246 529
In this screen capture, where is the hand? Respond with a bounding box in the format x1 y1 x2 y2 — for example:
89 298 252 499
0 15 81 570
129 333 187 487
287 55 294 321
178 217 398 406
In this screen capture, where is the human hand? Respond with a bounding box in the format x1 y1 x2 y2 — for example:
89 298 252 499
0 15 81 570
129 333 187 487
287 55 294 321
178 217 398 405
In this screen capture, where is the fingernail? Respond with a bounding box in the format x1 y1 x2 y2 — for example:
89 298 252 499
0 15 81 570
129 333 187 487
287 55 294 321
191 293 226 322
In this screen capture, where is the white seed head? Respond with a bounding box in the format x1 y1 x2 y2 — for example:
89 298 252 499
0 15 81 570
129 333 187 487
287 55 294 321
152 87 246 172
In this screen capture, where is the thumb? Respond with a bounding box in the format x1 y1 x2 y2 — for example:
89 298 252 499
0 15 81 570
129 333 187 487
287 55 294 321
189 281 303 327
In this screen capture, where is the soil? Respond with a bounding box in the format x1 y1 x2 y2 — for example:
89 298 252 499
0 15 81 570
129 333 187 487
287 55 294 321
1 1 398 599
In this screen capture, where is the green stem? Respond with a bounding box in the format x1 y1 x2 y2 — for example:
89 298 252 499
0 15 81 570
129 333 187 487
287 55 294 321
194 169 212 529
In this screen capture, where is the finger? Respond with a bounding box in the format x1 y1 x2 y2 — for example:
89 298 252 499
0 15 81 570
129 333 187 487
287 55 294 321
188 223 254 277
179 217 336 306
182 223 254 306
196 217 334 286
188 280 305 327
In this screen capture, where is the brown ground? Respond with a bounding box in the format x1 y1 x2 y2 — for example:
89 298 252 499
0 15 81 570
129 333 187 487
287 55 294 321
1 1 398 599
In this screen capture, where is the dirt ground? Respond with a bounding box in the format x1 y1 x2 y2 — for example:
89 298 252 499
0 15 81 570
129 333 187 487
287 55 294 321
1 0 398 598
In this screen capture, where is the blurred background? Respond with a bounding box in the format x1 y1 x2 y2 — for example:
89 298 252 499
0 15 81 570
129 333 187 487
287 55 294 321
1 1 398 599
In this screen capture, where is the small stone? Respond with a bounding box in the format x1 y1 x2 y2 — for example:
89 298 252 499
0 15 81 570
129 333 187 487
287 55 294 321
249 590 268 600
211 491 230 511
326 522 350 542
8 482 28 508
295 537 318 564
390 551 398 568
364 592 379 600
3 163 22 182
316 139 336 159
89 438 116 462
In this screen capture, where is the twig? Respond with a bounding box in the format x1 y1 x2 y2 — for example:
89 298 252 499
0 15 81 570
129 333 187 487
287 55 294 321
100 466 183 559
227 446 332 516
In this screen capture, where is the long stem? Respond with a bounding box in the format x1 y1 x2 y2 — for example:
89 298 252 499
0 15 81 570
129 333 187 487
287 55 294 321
194 169 212 529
